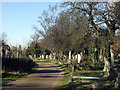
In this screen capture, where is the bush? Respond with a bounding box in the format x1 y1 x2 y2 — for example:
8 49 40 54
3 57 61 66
2 57 38 73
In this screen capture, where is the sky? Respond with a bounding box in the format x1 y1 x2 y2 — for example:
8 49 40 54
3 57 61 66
1 0 119 48
2 2 60 48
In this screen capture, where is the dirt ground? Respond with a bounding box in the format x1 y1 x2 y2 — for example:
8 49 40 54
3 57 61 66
2 60 64 89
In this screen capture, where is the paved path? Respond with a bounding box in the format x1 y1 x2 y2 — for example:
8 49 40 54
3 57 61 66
2 60 64 89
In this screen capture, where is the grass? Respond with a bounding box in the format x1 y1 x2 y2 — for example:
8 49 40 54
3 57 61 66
73 70 103 77
57 71 71 89
2 72 28 85
57 66 108 89
43 59 116 89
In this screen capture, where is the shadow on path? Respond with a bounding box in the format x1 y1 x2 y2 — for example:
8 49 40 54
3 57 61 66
32 70 62 73
2 84 15 87
2 60 64 89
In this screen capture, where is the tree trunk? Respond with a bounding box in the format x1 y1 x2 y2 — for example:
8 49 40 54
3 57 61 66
114 73 120 88
103 45 117 81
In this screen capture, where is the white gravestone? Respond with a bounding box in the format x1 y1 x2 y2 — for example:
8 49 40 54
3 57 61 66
75 55 78 59
69 51 71 59
78 53 82 63
42 54 44 59
46 55 49 59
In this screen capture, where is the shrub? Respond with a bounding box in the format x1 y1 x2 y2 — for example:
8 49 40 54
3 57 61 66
2 57 38 73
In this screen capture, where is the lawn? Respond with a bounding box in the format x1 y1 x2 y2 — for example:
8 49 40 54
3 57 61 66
2 72 28 85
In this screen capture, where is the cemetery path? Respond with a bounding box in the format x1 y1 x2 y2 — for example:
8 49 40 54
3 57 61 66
2 60 64 89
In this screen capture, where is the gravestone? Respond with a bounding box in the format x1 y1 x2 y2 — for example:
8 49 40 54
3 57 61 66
46 55 48 59
75 55 78 59
40 55 42 59
49 54 52 59
77 52 82 63
53 53 56 60
41 54 44 59
69 51 71 59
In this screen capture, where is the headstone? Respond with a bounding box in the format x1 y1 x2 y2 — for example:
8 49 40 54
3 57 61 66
49 54 52 59
77 54 81 63
69 51 71 59
75 55 78 59
46 55 48 59
41 54 44 59
115 29 120 36
34 54 36 58
78 52 82 63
